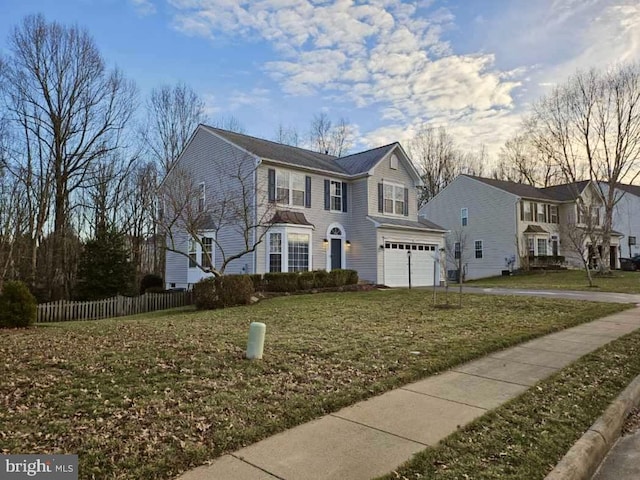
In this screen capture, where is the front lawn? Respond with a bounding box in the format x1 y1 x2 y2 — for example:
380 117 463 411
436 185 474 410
0 290 630 479
467 269 640 294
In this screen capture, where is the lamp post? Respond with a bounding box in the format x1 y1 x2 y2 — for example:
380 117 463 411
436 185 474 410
407 249 412 290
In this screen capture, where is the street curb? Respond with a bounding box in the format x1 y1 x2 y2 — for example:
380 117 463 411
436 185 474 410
545 374 640 480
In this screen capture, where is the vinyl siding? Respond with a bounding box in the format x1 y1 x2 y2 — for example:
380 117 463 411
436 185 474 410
164 127 258 287
420 176 518 280
612 188 640 257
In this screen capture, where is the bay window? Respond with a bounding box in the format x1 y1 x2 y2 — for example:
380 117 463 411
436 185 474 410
267 227 312 272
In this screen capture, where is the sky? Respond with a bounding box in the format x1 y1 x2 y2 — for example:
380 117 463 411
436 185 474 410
1 0 639 158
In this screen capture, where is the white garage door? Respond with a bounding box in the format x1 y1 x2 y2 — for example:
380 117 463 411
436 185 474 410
383 242 438 287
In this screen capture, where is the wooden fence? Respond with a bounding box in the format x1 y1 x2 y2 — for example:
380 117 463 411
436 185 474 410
37 291 193 323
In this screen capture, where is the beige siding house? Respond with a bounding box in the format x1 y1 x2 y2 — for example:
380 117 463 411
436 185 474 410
164 125 446 288
420 175 622 280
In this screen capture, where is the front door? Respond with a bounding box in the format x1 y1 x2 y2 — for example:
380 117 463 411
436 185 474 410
610 246 617 270
330 238 342 270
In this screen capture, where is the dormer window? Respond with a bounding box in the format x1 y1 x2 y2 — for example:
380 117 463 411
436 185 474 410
390 154 398 170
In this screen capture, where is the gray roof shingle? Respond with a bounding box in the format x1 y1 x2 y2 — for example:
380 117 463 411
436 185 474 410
369 215 446 232
202 125 347 174
540 181 590 201
334 143 397 175
465 175 555 201
202 125 399 176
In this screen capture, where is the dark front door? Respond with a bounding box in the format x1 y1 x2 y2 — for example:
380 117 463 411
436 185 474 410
610 246 617 270
331 238 342 270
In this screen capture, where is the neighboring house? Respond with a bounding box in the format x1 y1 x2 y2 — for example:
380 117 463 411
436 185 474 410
163 125 446 289
419 175 623 280
606 183 640 258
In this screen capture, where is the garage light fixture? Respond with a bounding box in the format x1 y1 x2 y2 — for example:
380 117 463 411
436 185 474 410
323 238 328 246
345 240 351 247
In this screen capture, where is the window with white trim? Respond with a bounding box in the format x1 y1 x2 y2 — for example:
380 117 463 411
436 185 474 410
269 232 282 273
475 240 483 259
287 233 310 272
383 183 404 215
330 181 342 211
527 238 535 256
198 182 205 212
461 208 468 227
550 205 559 224
454 242 461 259
537 203 546 222
267 228 312 272
201 237 213 269
276 170 305 207
188 238 197 268
523 202 533 221
537 238 547 256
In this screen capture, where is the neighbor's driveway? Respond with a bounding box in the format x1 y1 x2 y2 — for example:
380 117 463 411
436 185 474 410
437 286 640 304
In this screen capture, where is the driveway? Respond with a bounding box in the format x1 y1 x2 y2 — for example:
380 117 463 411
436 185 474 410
439 286 640 304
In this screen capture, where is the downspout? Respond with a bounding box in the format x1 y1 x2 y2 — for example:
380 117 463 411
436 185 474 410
253 156 260 275
514 198 520 269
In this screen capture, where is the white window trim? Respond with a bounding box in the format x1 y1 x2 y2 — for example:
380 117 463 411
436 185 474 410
326 222 346 271
474 239 483 259
382 181 406 217
276 169 306 209
461 207 468 227
389 154 398 170
537 237 548 256
454 241 461 259
266 225 313 272
329 180 343 213
187 230 216 270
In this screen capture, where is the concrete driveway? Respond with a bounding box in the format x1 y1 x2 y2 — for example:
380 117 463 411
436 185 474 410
440 286 640 304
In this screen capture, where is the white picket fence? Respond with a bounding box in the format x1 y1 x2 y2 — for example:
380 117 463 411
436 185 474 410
37 291 193 323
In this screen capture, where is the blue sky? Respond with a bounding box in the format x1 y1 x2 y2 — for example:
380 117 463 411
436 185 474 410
1 0 639 157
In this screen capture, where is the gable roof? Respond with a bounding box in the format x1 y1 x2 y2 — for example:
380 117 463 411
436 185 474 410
201 125 415 178
464 175 555 201
202 125 347 174
540 181 590 201
334 143 398 175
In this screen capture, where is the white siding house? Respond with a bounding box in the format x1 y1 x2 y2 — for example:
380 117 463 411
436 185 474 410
163 125 446 289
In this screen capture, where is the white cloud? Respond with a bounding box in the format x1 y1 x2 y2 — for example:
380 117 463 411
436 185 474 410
131 0 157 16
166 0 640 158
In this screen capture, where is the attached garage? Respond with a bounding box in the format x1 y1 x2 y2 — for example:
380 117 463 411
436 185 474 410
383 242 439 287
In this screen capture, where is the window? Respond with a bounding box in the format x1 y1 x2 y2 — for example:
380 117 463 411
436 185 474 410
390 154 398 170
537 203 546 223
188 238 197 268
550 205 559 224
461 208 468 227
276 170 305 207
287 233 310 272
590 206 600 226
198 182 205 212
454 242 461 259
630 236 637 246
383 183 405 215
269 232 282 272
523 202 533 221
201 237 213 269
330 181 342 211
537 238 547 256
475 240 483 259
527 238 535 257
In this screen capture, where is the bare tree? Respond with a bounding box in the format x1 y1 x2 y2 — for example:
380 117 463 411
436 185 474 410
143 83 207 176
493 133 563 187
309 113 354 156
1 14 136 299
408 125 485 207
211 115 245 135
528 63 640 273
444 228 469 307
274 122 300 146
159 152 275 277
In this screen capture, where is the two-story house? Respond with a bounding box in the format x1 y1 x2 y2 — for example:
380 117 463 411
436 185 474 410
604 183 640 258
163 125 446 288
419 175 622 280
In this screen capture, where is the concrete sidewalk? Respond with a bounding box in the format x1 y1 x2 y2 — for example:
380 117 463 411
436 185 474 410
177 307 640 480
450 286 640 304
